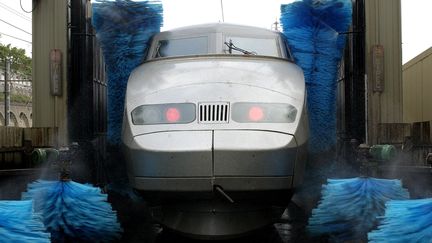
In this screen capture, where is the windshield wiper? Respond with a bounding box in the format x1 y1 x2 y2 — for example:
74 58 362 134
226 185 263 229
224 39 257 55
154 41 163 58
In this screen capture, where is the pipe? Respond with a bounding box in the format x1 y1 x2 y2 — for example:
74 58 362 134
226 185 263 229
32 148 59 164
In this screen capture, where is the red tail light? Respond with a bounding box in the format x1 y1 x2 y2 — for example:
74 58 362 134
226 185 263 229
248 106 264 121
166 108 181 122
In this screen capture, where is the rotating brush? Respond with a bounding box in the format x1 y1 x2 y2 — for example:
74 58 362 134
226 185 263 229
0 200 50 243
280 2 413 241
368 198 432 243
22 147 122 242
306 146 411 241
22 179 122 242
307 177 410 241
280 0 352 153
91 0 163 144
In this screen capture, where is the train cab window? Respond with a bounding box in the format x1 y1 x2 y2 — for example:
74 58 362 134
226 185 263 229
154 36 208 58
281 35 294 61
224 36 279 57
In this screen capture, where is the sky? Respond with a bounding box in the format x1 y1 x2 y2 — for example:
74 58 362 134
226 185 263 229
0 0 431 64
161 0 292 31
0 0 32 55
401 0 432 63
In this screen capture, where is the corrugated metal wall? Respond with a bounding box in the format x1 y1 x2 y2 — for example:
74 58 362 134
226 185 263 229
32 0 108 183
365 0 403 144
32 0 68 146
403 47 432 123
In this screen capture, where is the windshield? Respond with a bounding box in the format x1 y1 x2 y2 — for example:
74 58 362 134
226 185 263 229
152 35 283 59
155 36 208 58
223 36 279 57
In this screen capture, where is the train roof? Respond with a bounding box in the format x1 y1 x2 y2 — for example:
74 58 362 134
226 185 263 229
156 23 281 39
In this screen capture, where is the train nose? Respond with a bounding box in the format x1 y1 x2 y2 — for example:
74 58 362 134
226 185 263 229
212 130 298 192
124 130 213 182
124 130 297 191
213 130 297 177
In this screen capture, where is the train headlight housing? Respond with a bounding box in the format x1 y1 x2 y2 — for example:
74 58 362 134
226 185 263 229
232 102 297 123
131 103 196 125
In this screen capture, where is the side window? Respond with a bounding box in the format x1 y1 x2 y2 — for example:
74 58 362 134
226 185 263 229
154 36 208 58
281 35 294 61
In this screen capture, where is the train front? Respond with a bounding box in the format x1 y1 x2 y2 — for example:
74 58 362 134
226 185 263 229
121 24 308 238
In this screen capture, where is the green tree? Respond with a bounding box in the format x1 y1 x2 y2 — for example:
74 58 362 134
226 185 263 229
0 43 32 79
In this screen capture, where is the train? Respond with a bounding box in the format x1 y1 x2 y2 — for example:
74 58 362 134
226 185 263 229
121 23 308 239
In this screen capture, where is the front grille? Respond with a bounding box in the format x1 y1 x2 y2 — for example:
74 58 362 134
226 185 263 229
198 102 229 123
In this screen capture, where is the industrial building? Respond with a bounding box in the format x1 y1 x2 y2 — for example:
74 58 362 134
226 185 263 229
403 47 432 124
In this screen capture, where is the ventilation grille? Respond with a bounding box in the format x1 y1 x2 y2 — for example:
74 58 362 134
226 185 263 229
198 102 229 123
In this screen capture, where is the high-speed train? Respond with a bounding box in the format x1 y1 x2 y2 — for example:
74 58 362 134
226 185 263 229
122 23 308 238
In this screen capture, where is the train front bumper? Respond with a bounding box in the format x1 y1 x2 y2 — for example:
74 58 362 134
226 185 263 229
124 129 298 193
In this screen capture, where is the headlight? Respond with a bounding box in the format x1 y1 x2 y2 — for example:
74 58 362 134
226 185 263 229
232 102 297 123
131 103 196 125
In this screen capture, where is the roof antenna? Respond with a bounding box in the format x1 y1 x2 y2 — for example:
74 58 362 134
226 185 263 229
220 0 225 22
272 19 280 31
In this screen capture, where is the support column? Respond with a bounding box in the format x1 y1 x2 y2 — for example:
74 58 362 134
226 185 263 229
4 59 10 126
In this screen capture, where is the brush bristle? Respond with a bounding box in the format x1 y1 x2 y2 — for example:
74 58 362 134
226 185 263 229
307 177 410 241
0 200 50 242
280 0 352 153
22 180 122 242
92 0 163 144
368 198 432 242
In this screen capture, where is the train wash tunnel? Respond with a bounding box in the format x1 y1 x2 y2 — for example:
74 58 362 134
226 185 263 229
1 0 431 242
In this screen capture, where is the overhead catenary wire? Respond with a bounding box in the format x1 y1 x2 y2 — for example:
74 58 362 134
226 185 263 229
0 2 31 22
0 32 32 44
19 0 36 14
0 19 32 35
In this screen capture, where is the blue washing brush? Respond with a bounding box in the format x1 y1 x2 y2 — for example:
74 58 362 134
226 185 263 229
368 198 432 243
22 179 122 242
0 200 50 243
92 0 163 144
280 0 352 153
307 177 410 241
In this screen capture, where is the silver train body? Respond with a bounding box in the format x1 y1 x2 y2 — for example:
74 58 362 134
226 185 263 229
122 23 308 238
